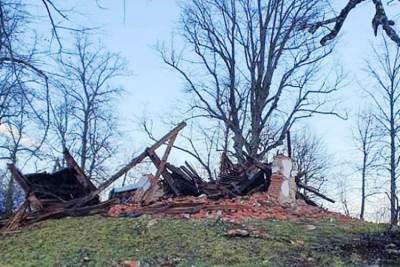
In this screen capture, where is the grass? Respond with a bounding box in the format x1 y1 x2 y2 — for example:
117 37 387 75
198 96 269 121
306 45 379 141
0 215 399 267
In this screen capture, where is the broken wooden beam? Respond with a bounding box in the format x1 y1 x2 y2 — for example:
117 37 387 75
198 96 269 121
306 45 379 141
147 148 180 196
99 121 186 192
297 182 335 203
154 132 178 179
71 122 187 208
7 164 31 193
63 149 97 191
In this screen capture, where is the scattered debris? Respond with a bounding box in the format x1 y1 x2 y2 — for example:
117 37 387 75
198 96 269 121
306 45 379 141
2 121 343 231
226 228 250 237
305 224 317 231
3 150 111 231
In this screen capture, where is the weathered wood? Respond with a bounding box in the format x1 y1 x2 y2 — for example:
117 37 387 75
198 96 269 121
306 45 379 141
98 121 186 194
72 122 187 208
5 201 28 231
142 174 165 205
166 164 194 183
154 133 178 179
185 161 203 181
297 192 318 207
63 149 97 191
297 182 335 203
180 166 196 180
147 149 180 196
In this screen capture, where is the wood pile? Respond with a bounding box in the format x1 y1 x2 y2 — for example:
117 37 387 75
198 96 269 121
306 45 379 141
1 122 190 231
3 150 108 231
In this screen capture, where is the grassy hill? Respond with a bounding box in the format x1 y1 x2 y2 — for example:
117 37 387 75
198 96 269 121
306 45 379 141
1 215 400 267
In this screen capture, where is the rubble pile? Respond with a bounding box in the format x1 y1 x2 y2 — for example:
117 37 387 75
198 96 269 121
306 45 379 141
2 121 346 232
108 192 351 222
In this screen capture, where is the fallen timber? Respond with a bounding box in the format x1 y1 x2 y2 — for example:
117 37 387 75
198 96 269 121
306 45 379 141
2 122 188 230
2 121 336 231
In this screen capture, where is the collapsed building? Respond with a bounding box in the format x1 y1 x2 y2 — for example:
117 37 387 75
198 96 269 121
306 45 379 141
1 121 342 231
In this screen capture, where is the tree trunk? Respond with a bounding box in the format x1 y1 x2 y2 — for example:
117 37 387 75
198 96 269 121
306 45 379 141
360 153 367 220
80 113 89 173
390 100 398 225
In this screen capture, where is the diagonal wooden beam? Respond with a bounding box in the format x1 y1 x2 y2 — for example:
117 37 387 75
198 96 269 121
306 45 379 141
7 164 31 193
71 122 187 208
154 133 177 179
147 148 180 196
7 164 44 216
63 149 97 191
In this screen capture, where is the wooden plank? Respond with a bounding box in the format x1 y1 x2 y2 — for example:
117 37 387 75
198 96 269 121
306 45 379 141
154 133 177 179
142 174 165 205
180 166 196 180
166 164 194 183
296 192 318 206
5 201 28 231
184 161 203 181
63 149 97 191
297 182 335 203
7 164 31 193
71 122 187 208
98 121 186 193
147 149 180 196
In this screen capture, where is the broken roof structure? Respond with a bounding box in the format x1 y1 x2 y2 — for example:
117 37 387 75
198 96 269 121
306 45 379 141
2 121 338 231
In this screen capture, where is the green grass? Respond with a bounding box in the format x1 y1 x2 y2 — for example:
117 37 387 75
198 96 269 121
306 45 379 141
0 215 399 267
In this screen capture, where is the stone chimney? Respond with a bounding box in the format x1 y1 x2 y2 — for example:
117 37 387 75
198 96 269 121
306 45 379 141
268 155 297 205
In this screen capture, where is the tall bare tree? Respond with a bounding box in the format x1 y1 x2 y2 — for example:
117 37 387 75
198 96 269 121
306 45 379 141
353 111 381 220
160 0 344 164
366 37 400 224
53 33 127 182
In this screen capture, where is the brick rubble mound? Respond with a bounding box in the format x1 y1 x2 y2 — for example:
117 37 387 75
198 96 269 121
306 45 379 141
108 192 353 222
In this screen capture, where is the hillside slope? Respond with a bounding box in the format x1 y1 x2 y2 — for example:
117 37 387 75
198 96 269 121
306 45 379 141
1 215 400 267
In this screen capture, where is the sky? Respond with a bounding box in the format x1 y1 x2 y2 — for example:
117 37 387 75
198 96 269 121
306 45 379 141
71 0 376 152
26 0 397 219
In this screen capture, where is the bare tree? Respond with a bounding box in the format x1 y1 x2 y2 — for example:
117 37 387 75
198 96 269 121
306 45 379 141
353 111 381 220
160 0 344 164
53 33 127 182
0 95 41 215
365 37 400 224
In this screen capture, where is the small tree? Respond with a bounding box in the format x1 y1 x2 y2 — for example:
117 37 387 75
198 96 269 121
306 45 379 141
353 111 381 220
365 37 400 224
